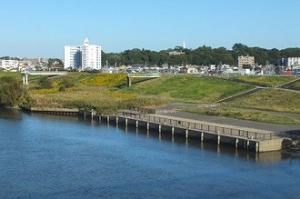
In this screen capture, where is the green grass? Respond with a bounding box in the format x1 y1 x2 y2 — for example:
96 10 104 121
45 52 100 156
0 71 21 78
227 76 296 87
0 71 42 82
228 88 300 113
80 73 127 87
126 76 254 103
29 73 165 114
285 81 300 91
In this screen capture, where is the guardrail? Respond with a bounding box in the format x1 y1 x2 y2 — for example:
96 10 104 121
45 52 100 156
118 111 273 141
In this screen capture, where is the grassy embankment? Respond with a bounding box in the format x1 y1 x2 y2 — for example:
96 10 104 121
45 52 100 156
29 74 253 114
225 75 297 87
284 81 300 91
29 73 164 114
0 71 42 81
0 71 21 78
184 76 300 124
2 71 299 124
126 76 253 103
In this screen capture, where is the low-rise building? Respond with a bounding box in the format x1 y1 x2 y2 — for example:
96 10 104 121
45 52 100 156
238 56 255 69
187 67 199 74
168 51 185 56
1 60 19 70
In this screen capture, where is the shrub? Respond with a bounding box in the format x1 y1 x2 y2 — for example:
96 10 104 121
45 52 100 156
0 76 32 107
58 79 75 92
38 77 52 89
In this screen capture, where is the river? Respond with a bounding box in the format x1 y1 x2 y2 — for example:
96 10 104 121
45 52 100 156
0 109 299 199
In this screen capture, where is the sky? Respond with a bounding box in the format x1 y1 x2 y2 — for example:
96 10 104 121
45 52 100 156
0 0 300 58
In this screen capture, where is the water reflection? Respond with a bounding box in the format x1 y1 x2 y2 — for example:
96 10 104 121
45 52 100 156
1 110 300 199
0 108 22 120
1 110 299 164
113 121 298 164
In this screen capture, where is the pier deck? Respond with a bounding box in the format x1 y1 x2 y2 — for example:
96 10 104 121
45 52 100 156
27 107 284 152
115 110 283 153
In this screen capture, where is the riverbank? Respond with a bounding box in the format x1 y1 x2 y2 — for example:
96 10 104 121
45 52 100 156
1 72 300 125
26 73 300 125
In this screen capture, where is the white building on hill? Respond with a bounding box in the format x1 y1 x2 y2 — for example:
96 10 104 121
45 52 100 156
64 46 81 69
64 38 102 70
81 38 102 70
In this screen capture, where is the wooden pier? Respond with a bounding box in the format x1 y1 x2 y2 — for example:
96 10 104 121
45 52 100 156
27 108 284 153
29 107 80 116
109 110 283 153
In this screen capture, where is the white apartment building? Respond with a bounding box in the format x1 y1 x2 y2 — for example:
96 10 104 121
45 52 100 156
282 57 300 68
64 46 81 69
64 38 102 70
1 60 19 70
81 38 102 70
238 56 255 69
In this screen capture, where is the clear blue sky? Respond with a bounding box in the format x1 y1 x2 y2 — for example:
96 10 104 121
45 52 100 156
1 0 300 58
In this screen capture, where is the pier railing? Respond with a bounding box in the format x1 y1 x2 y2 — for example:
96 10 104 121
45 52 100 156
118 111 273 141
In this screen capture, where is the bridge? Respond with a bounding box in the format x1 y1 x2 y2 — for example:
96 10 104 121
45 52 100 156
126 73 161 87
22 71 68 85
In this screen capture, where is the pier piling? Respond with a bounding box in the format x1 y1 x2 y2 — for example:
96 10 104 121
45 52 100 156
235 138 239 149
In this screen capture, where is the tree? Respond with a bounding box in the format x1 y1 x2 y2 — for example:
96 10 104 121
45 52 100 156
98 44 300 67
48 58 64 70
0 76 30 107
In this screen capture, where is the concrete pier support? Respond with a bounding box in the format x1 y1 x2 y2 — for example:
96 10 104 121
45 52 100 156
256 142 259 153
172 127 175 136
127 75 132 87
107 116 110 124
91 110 94 121
23 76 26 85
23 73 28 85
147 123 150 130
201 132 204 142
125 118 128 127
116 117 119 126
158 125 162 133
247 140 250 150
136 120 139 128
185 129 189 139
217 135 221 145
235 138 239 149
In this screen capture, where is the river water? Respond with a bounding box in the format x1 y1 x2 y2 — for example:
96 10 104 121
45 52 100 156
0 109 299 199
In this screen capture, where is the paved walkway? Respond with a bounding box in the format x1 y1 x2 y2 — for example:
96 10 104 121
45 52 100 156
161 112 300 134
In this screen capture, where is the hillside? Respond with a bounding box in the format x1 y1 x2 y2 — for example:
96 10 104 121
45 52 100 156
1 72 299 124
126 76 254 103
225 75 297 87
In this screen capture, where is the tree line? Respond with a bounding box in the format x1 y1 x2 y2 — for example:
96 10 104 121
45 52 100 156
102 44 300 67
